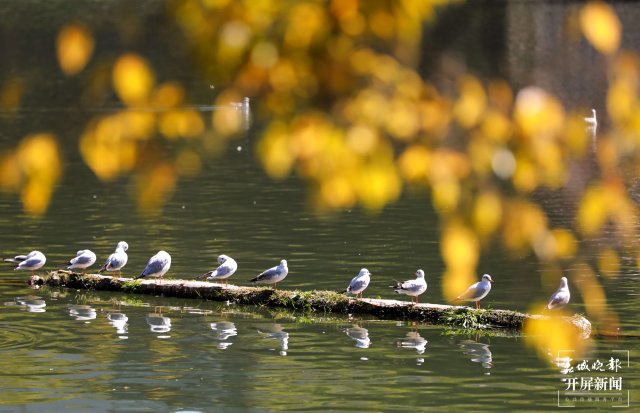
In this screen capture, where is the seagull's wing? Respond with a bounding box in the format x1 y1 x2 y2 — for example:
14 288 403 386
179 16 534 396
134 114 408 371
4 255 27 263
72 255 93 266
19 256 43 269
214 264 232 277
348 276 368 293
457 281 482 300
547 290 570 309
251 266 279 282
141 256 169 277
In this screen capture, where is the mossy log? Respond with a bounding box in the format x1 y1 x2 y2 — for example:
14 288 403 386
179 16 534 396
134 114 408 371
34 271 591 337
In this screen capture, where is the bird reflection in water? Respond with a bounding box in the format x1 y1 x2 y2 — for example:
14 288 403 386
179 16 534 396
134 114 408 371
14 296 46 313
345 324 370 349
107 313 129 338
255 323 289 356
459 339 493 370
68 304 97 321
210 321 237 349
397 331 428 354
146 309 171 337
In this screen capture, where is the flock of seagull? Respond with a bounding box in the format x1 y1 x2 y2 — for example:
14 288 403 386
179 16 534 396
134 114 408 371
3 241 571 310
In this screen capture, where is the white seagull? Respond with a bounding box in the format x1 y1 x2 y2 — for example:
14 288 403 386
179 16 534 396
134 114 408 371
202 254 237 285
456 274 494 309
136 251 171 282
392 269 428 305
546 276 570 310
341 268 371 300
584 108 597 128
250 259 288 289
64 249 97 273
99 241 129 277
4 251 46 277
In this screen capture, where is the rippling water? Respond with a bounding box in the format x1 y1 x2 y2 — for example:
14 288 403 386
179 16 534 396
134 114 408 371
1 281 632 413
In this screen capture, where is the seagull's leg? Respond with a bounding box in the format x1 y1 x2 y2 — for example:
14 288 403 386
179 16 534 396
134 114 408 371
475 301 480 310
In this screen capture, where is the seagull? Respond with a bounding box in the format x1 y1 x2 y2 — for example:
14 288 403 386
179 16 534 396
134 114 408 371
136 251 171 282
63 249 96 273
455 274 494 309
4 251 46 277
99 241 128 277
584 108 597 128
546 276 570 310
341 268 371 300
249 259 288 289
392 269 427 305
202 254 237 285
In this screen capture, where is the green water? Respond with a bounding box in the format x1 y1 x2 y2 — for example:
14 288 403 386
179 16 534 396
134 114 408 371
0 134 637 412
0 1 639 412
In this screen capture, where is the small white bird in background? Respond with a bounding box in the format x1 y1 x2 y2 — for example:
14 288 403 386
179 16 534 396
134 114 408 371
455 274 494 310
64 249 97 273
546 276 571 310
136 251 172 282
392 269 428 305
202 254 237 285
584 108 597 128
341 268 371 300
3 251 46 277
250 259 288 289
99 241 129 277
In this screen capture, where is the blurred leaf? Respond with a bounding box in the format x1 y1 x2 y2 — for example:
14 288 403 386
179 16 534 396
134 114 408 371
472 191 502 237
598 248 620 278
580 1 621 55
524 306 589 365
441 222 479 300
112 54 155 106
57 24 94 76
15 134 62 215
454 75 486 129
135 164 177 215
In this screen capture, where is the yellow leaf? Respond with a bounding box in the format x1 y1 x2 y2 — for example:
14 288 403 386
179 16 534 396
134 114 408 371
57 25 94 75
258 122 294 179
15 134 61 215
442 268 475 303
112 54 155 106
441 222 479 272
580 1 621 55
472 191 502 237
453 75 486 129
551 229 577 259
524 305 589 365
598 248 620 278
577 185 607 234
136 164 176 215
398 145 430 182
514 86 565 139
0 153 20 192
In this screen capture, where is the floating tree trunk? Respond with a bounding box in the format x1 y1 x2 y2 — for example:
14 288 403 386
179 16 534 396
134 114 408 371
33 271 592 337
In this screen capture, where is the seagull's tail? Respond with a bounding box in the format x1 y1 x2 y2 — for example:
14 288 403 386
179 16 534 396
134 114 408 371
249 275 260 282
98 265 107 274
134 273 145 280
197 271 213 280
338 289 348 294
